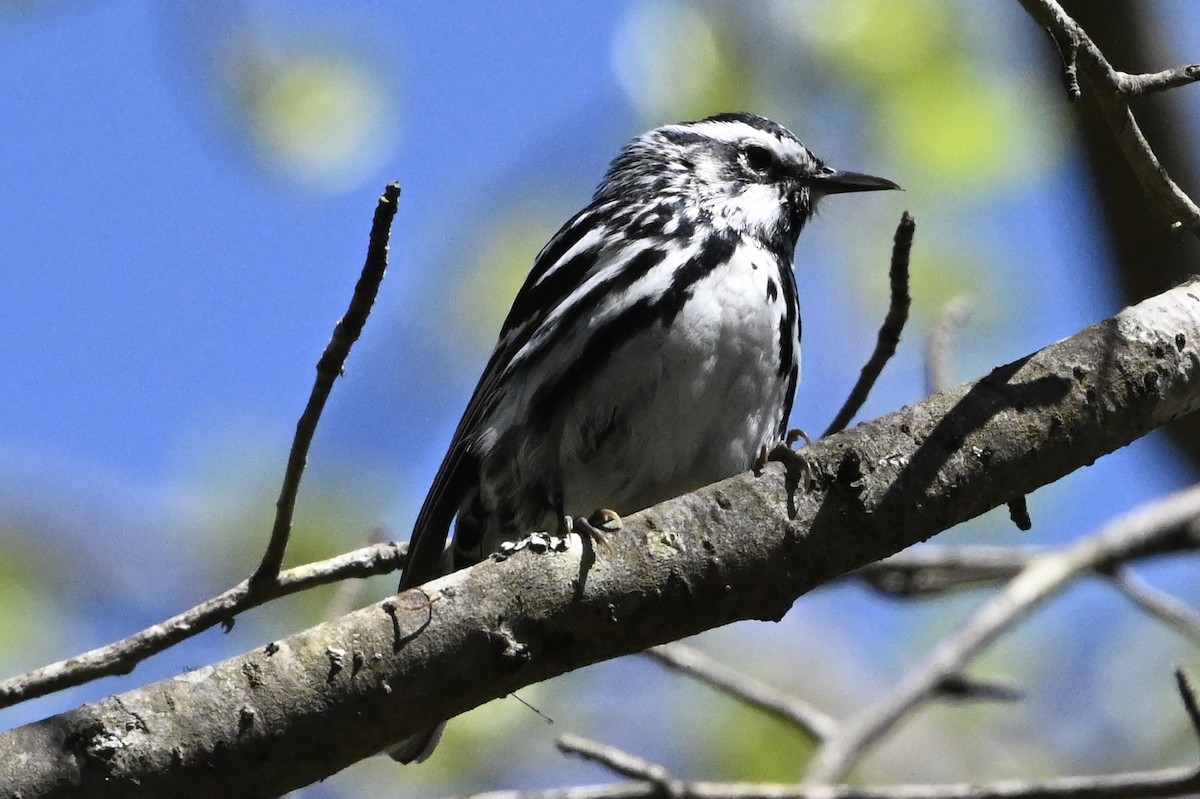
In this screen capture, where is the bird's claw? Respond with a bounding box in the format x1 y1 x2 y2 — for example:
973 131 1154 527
785 427 812 448
755 429 815 490
569 508 622 553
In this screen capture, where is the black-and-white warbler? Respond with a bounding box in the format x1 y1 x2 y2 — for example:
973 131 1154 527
391 112 897 763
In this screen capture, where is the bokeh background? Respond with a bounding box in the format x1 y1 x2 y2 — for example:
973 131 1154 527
2 1 1200 796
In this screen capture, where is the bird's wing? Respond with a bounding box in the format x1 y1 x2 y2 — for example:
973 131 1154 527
399 205 609 589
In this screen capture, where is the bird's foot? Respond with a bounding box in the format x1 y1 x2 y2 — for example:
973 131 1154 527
755 428 815 490
566 508 622 554
495 509 622 563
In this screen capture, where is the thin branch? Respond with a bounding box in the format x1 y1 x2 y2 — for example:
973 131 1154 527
557 734 677 789
852 516 1200 600
1118 64 1200 98
1017 0 1200 236
925 296 975 396
0 541 406 710
250 182 402 589
1044 17 1081 100
324 528 390 622
645 642 836 740
1177 668 1200 744
823 212 914 437
1107 568 1200 646
805 484 1200 784
505 675 1200 799
0 184 407 713
852 547 1045 598
457 766 1200 799
933 674 1023 704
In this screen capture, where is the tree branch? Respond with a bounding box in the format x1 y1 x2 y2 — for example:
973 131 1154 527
824 213 913 437
0 542 406 711
5 278 1200 797
805 484 1200 783
925 296 975 396
645 643 836 741
460 765 1200 799
1017 0 1200 236
557 734 678 789
1107 568 1200 646
250 182 401 589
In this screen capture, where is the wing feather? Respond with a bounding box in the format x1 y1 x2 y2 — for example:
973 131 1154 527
398 206 609 589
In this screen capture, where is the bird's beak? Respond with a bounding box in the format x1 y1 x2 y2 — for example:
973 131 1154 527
804 167 900 195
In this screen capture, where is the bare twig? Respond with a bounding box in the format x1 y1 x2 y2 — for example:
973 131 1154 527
1108 568 1200 646
1017 0 1200 236
824 212 914 437
0 541 406 710
853 546 1045 597
1177 668 1200 744
924 296 975 396
250 182 402 590
645 642 836 740
324 528 391 622
458 766 1200 799
923 294 1036 532
0 184 407 710
934 674 1023 704
853 514 1200 600
512 679 1200 799
557 734 677 790
805 484 1200 784
1044 17 1081 100
1119 64 1200 97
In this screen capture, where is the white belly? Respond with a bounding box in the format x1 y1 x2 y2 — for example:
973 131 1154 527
556 242 797 516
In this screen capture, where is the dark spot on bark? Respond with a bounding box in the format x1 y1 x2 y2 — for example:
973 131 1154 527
835 451 865 496
238 706 256 735
242 661 264 689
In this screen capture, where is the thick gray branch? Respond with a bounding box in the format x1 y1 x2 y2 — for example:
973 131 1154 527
5 281 1200 798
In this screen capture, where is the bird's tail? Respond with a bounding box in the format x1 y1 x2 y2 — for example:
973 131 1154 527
386 723 447 764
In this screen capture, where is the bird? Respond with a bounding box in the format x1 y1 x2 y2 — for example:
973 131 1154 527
390 112 897 763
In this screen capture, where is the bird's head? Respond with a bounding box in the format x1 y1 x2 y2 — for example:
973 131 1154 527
597 112 898 250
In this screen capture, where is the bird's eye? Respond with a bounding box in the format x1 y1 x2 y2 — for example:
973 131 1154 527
742 144 775 175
